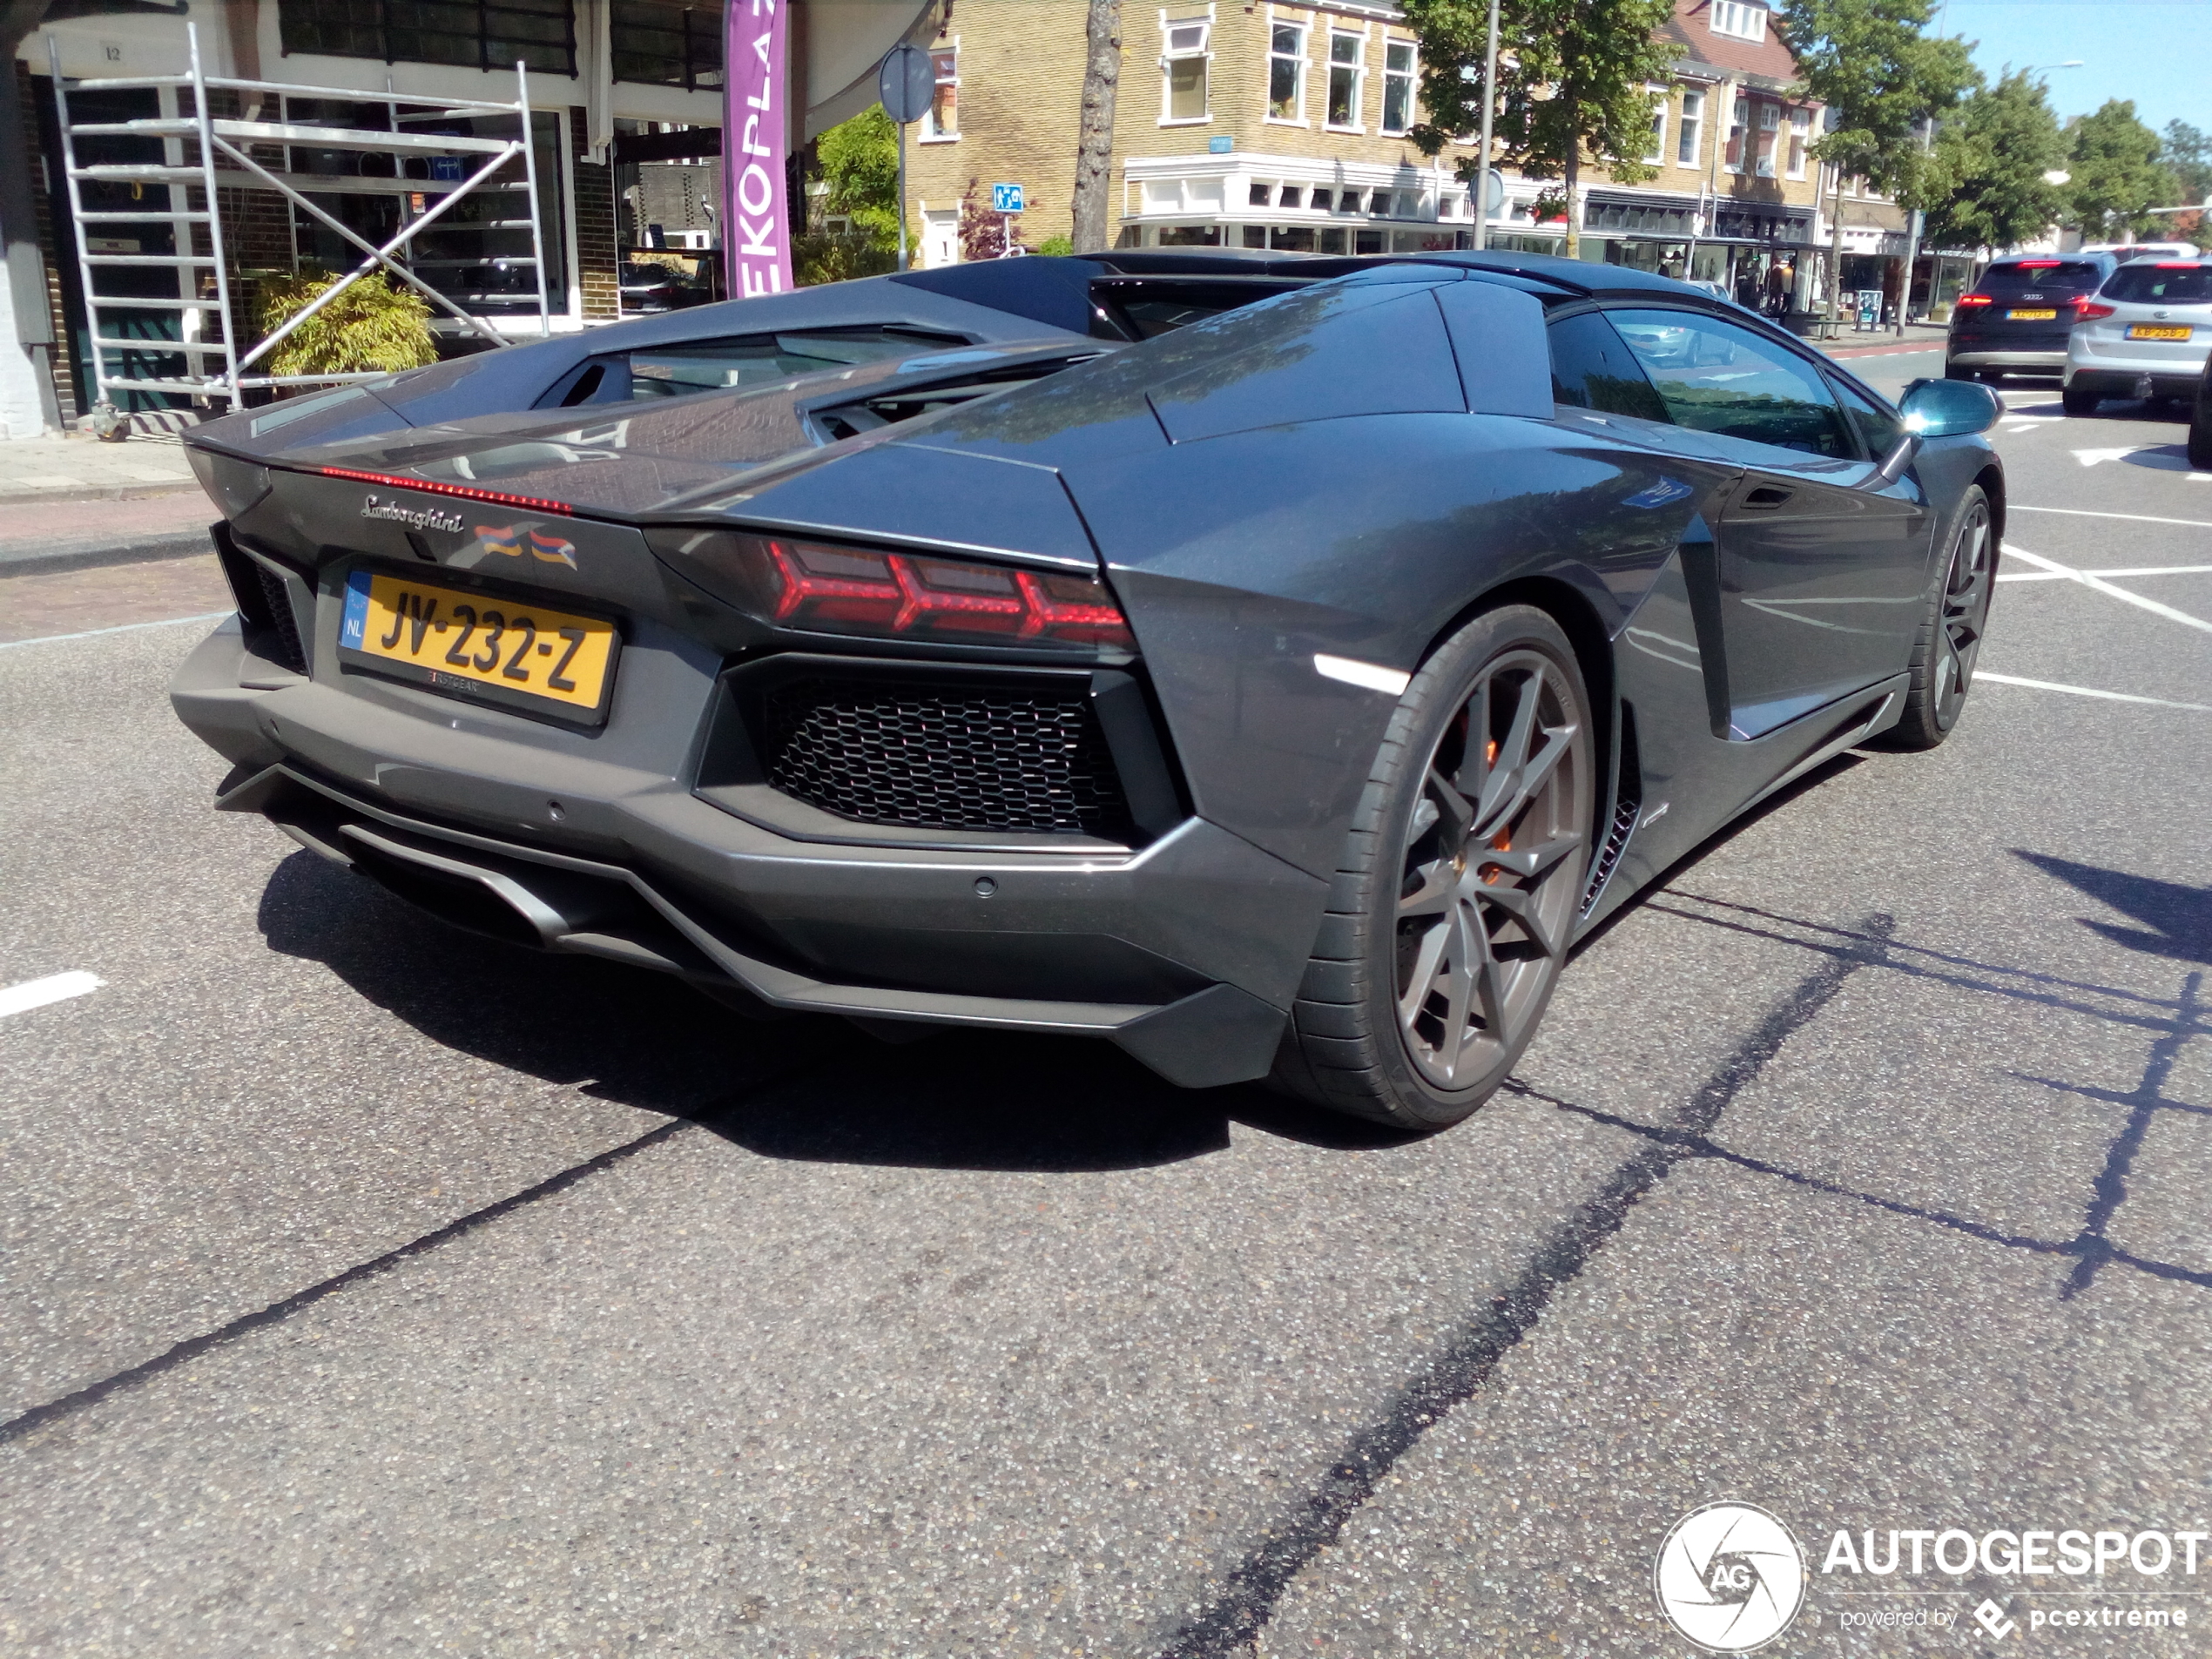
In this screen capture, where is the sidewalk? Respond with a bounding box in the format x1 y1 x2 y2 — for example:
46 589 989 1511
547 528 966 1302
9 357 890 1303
1796 320 1952 360
0 432 199 506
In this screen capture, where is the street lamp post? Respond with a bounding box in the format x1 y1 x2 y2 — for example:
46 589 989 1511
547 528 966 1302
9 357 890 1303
1472 0 1501 252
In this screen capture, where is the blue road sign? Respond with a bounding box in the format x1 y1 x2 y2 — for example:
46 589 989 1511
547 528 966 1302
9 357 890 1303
991 182 1025 213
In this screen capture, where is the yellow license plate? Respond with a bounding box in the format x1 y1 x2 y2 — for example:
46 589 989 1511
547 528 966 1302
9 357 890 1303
2128 324 2193 341
339 568 619 725
2006 308 2058 320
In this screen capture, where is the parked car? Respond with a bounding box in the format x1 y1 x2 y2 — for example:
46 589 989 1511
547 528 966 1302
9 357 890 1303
2062 258 2212 415
2078 241 2200 262
2192 351 2212 468
172 252 2004 1132
1946 252 2120 381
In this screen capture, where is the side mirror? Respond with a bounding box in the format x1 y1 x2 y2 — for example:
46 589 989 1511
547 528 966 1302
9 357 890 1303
1898 377 2002 437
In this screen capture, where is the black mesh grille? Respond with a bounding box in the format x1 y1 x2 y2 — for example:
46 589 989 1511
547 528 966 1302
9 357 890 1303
761 677 1135 840
255 563 308 674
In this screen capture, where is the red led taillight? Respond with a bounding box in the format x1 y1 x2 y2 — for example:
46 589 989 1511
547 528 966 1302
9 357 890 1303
2074 300 2116 320
2153 261 2202 269
646 529 1136 653
2016 260 2061 269
315 465 575 516
1955 293 1993 307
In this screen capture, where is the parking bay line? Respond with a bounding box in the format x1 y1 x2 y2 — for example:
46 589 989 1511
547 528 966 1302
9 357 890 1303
1999 564 2212 583
2010 505 2212 531
0 971 105 1020
0 611 228 651
1975 672 2212 713
2000 544 2212 637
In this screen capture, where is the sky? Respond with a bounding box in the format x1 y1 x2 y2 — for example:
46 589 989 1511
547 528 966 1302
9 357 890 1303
1935 0 2207 140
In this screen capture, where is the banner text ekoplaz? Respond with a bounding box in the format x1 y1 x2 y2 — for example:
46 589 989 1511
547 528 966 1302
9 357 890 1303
724 0 791 297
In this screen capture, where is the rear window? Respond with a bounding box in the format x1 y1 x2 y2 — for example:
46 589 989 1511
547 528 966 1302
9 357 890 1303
1977 261 2105 294
2102 265 2212 304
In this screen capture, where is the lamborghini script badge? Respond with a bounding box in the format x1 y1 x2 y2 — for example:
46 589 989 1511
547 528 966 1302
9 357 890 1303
361 493 464 534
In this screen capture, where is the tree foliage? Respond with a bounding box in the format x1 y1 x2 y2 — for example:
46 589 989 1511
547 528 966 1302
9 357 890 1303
1775 0 1973 199
253 269 435 377
1401 0 1676 254
1917 71 2066 253
2064 101 2175 239
2159 119 2211 209
814 105 902 247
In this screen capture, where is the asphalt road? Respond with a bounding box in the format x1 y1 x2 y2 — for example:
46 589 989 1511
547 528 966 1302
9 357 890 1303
2 361 2209 1656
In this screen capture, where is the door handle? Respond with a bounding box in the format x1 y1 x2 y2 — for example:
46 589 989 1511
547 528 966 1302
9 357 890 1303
1742 484 1794 509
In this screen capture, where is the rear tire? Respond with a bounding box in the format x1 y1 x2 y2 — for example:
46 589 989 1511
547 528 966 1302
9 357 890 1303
1943 359 1975 381
1268 606 1595 1131
2189 398 2212 469
1887 485 1993 752
2062 383 2100 416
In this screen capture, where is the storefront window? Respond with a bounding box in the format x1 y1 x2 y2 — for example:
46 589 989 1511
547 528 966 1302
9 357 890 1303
280 0 576 75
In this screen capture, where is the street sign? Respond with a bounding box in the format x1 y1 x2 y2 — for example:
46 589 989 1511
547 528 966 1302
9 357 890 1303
878 43 934 125
1480 167 1506 219
992 182 1025 214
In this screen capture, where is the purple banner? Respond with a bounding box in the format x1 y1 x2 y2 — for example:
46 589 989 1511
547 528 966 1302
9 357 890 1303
723 0 792 298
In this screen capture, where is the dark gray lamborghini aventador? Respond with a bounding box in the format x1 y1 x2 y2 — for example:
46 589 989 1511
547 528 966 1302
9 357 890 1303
171 251 2004 1130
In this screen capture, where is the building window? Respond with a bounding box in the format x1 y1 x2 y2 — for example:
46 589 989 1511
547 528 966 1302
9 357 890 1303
279 0 577 75
610 0 721 89
1278 184 1302 208
1163 19 1210 122
1756 101 1778 177
1249 180 1272 206
1311 186 1333 211
1677 87 1703 167
1709 0 1766 43
1381 40 1414 134
1644 87 1667 164
1787 107 1809 178
1723 91 1748 172
1268 23 1305 122
923 45 958 138
1325 31 1364 130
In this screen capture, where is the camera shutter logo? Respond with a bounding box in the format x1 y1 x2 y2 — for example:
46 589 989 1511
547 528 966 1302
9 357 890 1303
1654 1502 1806 1653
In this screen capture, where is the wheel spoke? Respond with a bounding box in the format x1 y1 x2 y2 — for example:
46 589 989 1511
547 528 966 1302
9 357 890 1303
1438 900 1480 1068
1451 676 1494 800
1474 675 1541 826
1398 860 1457 920
1426 766 1474 847
1397 916 1449 1029
1477 833 1581 881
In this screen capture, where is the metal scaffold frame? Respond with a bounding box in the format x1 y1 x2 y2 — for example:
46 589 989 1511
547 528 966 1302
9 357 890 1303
48 20 550 421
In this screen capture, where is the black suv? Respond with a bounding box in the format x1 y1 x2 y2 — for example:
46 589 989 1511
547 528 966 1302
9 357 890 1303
1946 251 2120 381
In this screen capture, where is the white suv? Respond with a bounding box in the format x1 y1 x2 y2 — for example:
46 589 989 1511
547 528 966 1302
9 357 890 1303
2063 259 2212 415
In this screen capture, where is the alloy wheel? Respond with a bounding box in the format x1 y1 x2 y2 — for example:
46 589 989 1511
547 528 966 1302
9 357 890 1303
1393 649 1590 1090
1935 499 1994 729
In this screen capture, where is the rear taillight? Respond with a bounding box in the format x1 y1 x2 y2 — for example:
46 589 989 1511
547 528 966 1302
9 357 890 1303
2075 301 2116 320
1955 293 1993 307
648 529 1136 654
314 466 575 516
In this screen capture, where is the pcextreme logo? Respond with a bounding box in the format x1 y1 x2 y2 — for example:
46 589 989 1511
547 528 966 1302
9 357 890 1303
1654 1502 1808 1653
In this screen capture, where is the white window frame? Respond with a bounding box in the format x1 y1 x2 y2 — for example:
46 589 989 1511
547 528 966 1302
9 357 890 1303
1755 100 1778 178
1723 91 1749 174
921 38 960 142
1379 37 1416 136
1643 84 1668 165
1159 10 1214 126
1324 25 1368 133
1786 106 1810 179
1265 12 1308 125
1676 86 1704 169
1710 1 1767 43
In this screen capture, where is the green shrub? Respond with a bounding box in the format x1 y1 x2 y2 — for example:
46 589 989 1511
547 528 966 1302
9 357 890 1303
253 269 436 378
1035 235 1074 259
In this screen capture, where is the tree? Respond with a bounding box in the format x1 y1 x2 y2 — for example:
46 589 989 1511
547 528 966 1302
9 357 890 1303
1916 71 2066 253
1069 0 1123 253
1775 0 1973 323
814 105 902 248
2159 119 2211 209
2065 101 2175 239
1403 0 1676 259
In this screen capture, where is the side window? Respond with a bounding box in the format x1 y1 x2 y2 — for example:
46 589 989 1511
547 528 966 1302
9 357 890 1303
1830 374 1903 458
1606 308 1854 460
1547 310 1670 424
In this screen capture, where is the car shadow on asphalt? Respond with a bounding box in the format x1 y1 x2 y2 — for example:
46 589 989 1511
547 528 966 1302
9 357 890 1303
256 849 1413 1173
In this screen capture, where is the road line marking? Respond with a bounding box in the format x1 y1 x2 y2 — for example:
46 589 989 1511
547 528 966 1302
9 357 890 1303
0 611 228 651
1976 672 2212 713
0 971 105 1019
2000 544 2212 637
2000 563 2212 582
2011 505 2212 529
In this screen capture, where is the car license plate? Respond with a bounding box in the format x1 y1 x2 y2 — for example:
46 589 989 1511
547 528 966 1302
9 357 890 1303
2006 308 2058 321
2127 324 2193 341
339 568 619 725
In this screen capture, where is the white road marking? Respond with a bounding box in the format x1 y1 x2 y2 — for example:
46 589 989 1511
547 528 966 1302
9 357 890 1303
1977 672 2212 713
1998 563 2212 583
2009 505 2212 529
2001 543 2212 637
0 971 105 1020
2073 446 2149 468
0 611 229 652
1313 653 1412 696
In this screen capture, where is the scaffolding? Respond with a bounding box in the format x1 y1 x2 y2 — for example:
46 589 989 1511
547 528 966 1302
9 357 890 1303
48 21 550 421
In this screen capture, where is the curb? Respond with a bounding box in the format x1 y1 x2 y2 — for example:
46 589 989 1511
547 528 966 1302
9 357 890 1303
0 481 201 507
1821 340 1948 360
0 530 216 581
